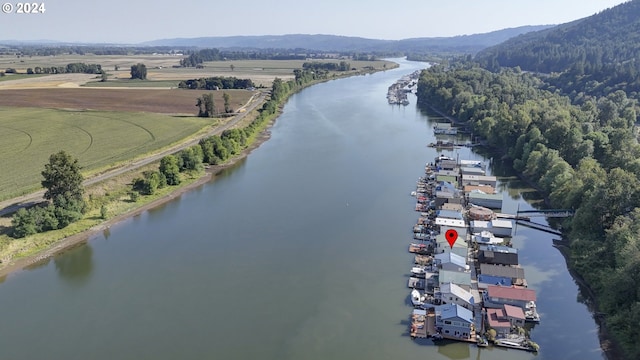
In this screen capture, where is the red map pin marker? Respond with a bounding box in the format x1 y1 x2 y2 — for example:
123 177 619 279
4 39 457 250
445 229 458 249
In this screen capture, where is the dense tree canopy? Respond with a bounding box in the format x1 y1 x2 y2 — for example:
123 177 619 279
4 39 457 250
474 1 640 102
12 151 86 238
41 150 84 203
130 63 147 80
178 76 253 90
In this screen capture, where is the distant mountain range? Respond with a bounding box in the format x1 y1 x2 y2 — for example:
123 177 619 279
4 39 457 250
0 25 554 54
140 26 554 54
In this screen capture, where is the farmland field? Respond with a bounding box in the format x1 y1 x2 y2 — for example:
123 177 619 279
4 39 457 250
0 55 396 88
0 107 213 200
0 88 255 114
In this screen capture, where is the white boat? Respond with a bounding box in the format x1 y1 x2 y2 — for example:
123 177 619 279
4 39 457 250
433 123 458 135
411 266 428 276
411 289 426 307
525 301 541 322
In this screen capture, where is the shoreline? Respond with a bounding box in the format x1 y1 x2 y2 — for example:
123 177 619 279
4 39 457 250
0 125 274 281
0 62 400 276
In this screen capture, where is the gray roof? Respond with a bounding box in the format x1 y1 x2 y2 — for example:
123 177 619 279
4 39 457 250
479 263 525 279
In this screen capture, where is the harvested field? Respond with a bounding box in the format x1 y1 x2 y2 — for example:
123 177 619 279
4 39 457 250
0 73 98 89
0 107 214 200
0 88 255 114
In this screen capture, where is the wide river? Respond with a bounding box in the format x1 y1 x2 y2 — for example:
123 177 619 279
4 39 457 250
0 59 604 360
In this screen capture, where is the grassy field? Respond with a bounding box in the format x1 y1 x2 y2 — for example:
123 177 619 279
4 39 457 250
0 73 47 82
0 107 213 200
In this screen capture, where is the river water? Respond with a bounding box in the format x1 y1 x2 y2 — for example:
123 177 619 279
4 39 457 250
0 59 603 360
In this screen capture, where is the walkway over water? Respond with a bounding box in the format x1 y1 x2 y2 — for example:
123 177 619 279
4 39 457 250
517 209 575 218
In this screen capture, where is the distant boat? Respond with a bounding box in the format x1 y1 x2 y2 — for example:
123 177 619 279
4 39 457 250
433 123 457 135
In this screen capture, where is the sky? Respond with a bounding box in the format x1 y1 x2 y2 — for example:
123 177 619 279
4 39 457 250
0 0 631 43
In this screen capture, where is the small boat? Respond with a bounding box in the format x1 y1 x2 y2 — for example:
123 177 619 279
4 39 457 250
476 335 489 347
411 266 429 277
411 289 426 307
525 301 541 322
494 339 538 352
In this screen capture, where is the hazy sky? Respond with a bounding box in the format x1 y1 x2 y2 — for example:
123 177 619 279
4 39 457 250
0 0 630 43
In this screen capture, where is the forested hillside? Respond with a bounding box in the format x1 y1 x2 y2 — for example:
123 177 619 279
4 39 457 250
475 0 640 100
417 63 640 359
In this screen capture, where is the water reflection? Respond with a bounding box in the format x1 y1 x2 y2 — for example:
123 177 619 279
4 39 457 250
53 243 93 286
437 342 471 359
23 257 52 271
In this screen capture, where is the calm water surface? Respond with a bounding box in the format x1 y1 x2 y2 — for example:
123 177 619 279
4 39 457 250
0 59 603 360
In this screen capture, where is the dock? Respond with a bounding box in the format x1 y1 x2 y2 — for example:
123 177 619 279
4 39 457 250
387 70 420 105
403 139 542 352
410 309 437 339
408 277 426 290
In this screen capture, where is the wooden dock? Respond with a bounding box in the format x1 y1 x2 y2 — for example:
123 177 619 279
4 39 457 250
409 243 432 254
410 310 436 339
495 213 530 220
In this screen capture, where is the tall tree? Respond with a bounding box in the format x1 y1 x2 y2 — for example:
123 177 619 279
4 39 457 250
223 92 231 113
196 93 216 117
130 63 147 80
159 155 181 185
41 150 84 203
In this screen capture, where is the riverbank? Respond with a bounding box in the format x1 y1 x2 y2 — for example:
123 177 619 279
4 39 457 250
420 101 626 360
0 61 401 280
0 124 274 280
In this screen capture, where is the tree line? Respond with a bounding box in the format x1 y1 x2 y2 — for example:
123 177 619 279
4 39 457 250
417 63 640 359
302 61 351 72
18 62 103 75
179 48 306 68
178 76 254 90
2 46 186 57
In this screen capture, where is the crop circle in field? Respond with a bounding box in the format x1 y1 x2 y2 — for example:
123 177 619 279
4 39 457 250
69 125 94 154
0 126 33 153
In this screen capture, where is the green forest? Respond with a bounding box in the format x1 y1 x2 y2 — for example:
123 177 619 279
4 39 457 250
417 62 640 359
474 1 640 101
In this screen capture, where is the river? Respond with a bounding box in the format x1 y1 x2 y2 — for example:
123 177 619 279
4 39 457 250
0 58 604 360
